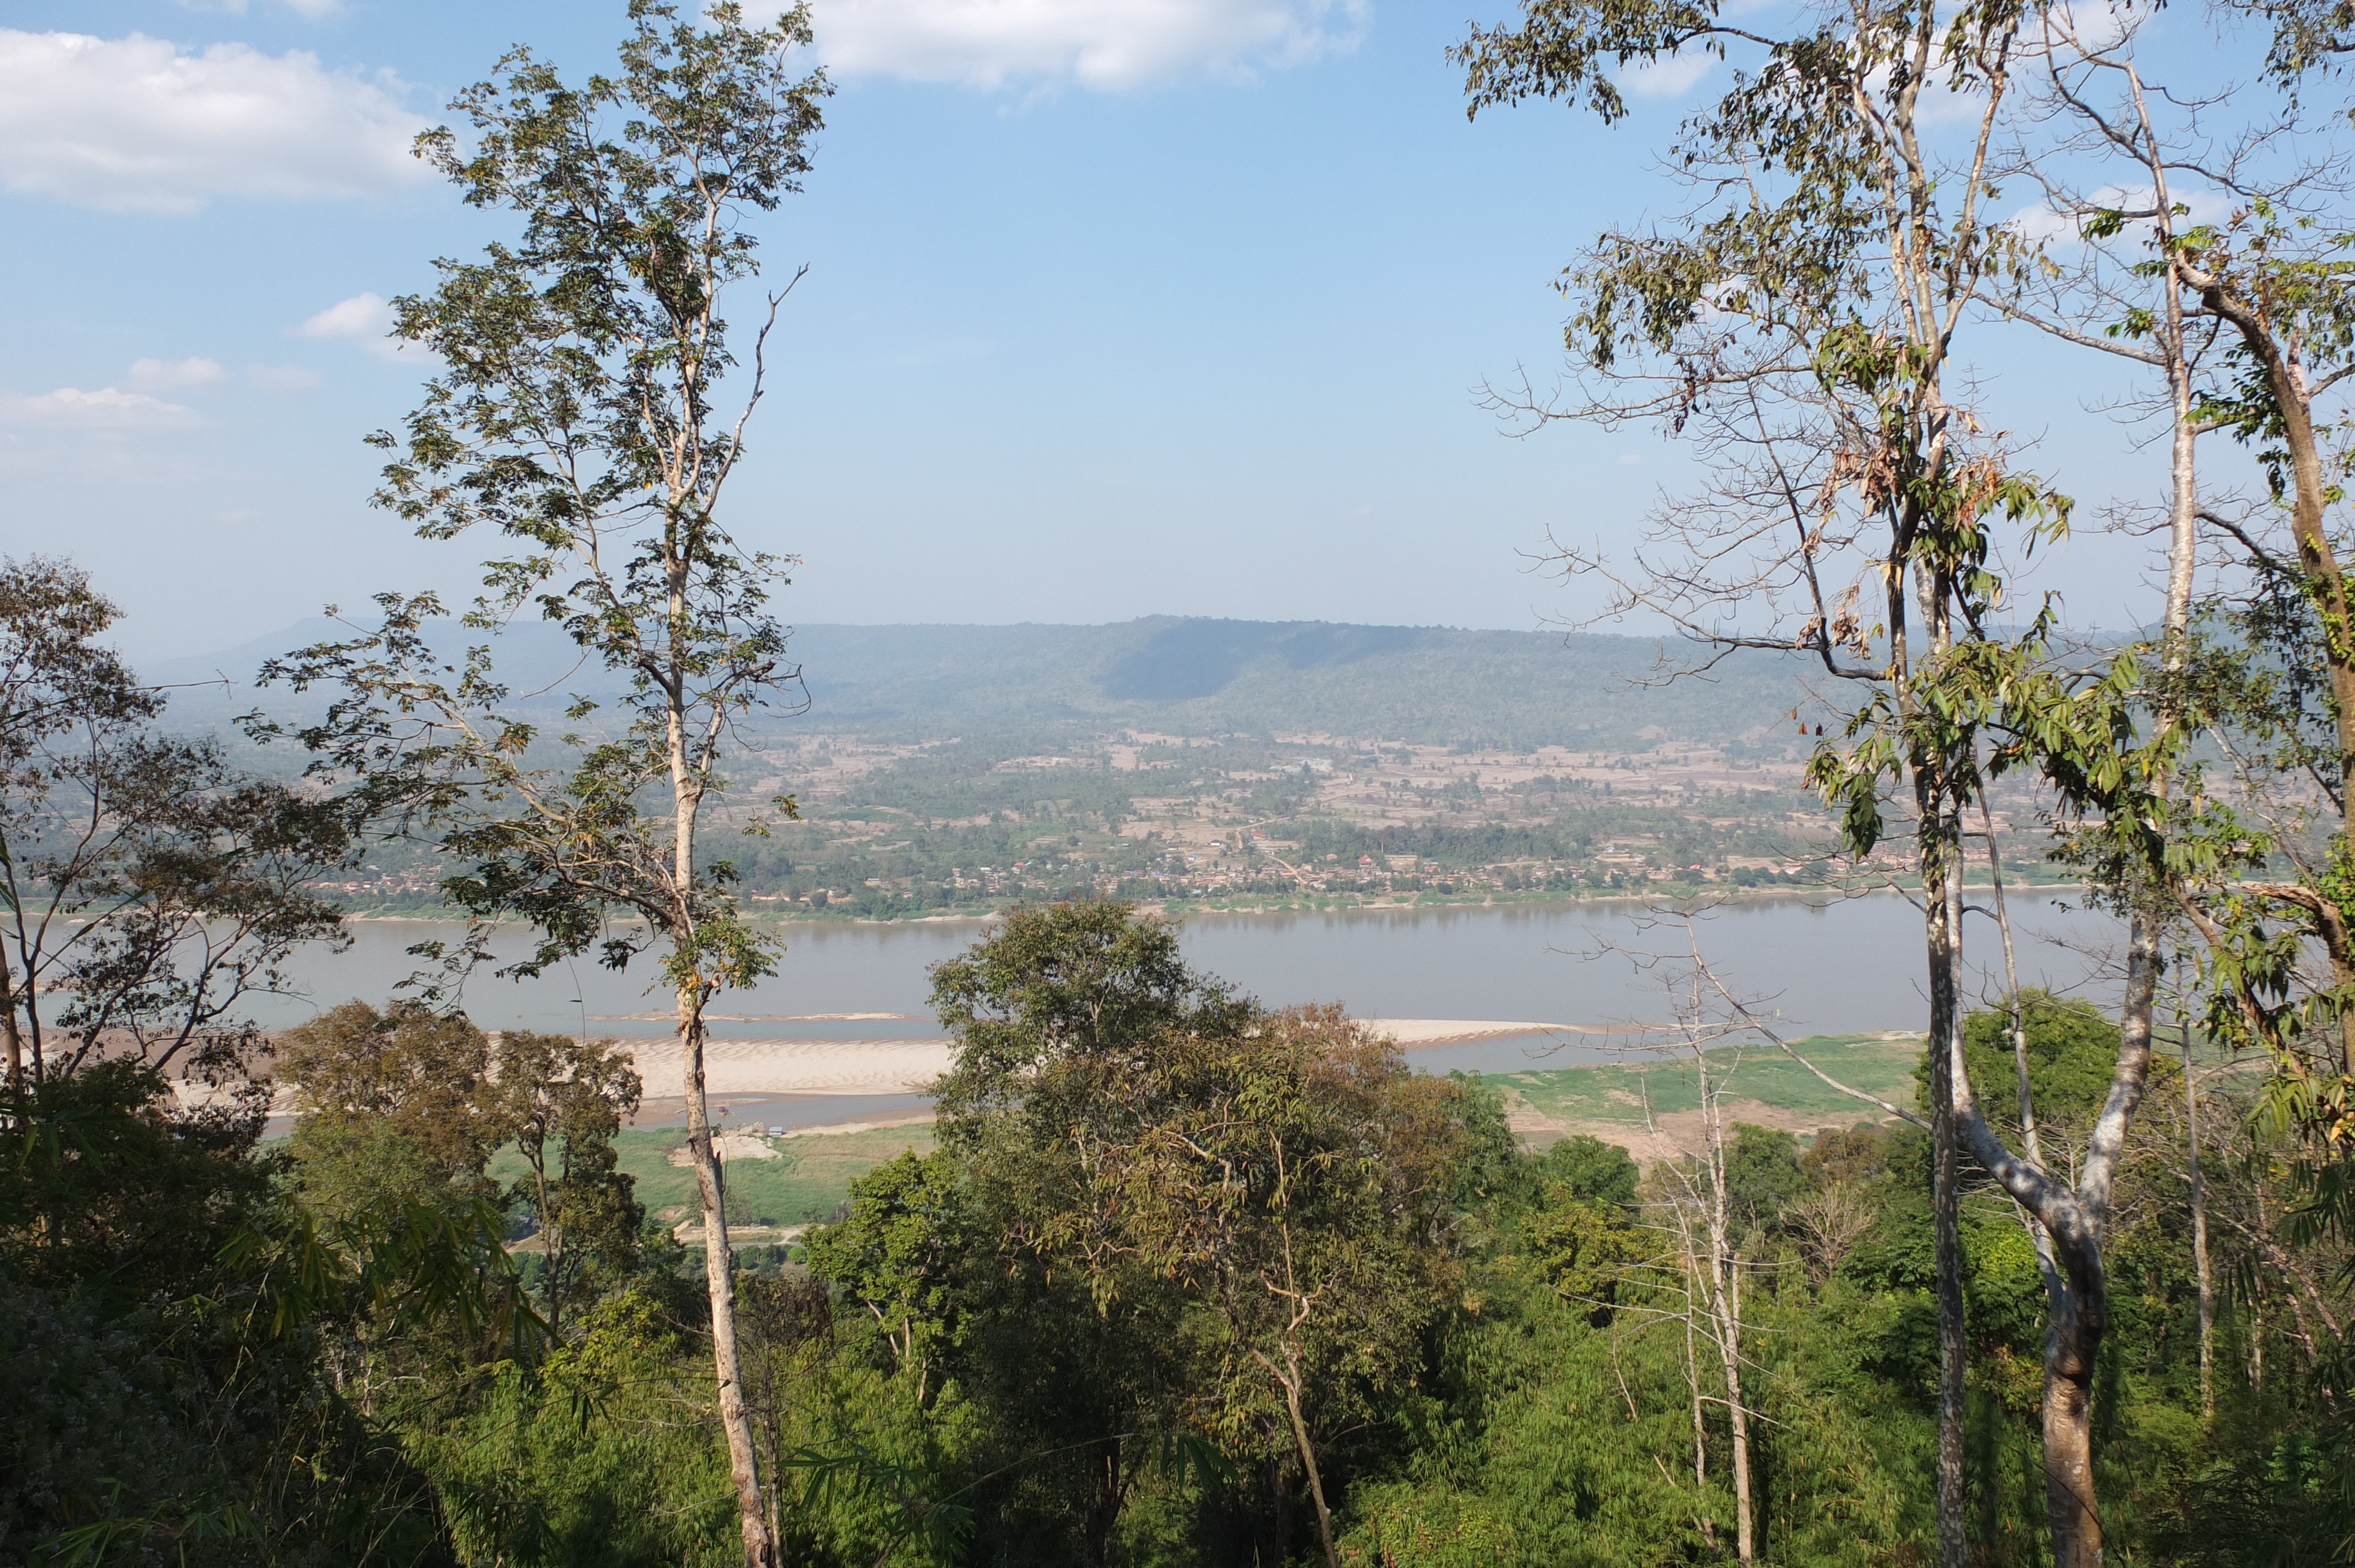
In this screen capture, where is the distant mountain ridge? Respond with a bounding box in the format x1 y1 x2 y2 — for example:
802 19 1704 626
148 616 1816 750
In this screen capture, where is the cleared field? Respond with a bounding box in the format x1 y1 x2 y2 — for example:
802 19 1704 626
489 1121 938 1231
1481 1031 1924 1157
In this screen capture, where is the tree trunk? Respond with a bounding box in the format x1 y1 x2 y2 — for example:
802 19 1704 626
1 946 22 1098
2200 275 2355 1064
2011 170 2195 1563
532 1147 562 1340
2159 250 2214 1426
1083 1429 1126 1568
2040 903 2155 1566
2249 1290 2266 1392
1275 1356 1341 1568
2251 1166 2272 1391
665 560 774 1567
2019 225 2202 1559
1723 1251 1754 1567
1692 1043 1753 1566
683 1000 775 1568
1923 792 1969 1568
1686 1310 1713 1546
2258 332 2355 789
2041 1205 2107 1568
2184 1017 2214 1420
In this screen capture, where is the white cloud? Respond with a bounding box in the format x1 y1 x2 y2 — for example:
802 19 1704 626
2006 183 2233 249
1619 49 1716 99
0 29 429 215
0 386 196 427
295 291 418 360
247 362 323 391
177 1 347 15
804 0 1367 89
128 356 227 390
2008 201 2082 247
2042 0 2135 54
297 291 391 339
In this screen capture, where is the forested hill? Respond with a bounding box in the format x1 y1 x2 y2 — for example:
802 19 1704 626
154 615 1817 749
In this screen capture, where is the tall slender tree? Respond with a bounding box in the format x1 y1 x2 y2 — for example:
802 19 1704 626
264 7 828 1563
1455 4 2064 1557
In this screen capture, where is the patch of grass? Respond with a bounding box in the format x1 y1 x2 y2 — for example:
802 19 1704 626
1482 1032 1924 1135
489 1123 937 1229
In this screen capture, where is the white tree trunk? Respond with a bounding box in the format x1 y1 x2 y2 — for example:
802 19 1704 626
672 687 774 1568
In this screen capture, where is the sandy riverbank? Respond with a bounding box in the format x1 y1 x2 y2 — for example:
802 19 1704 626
610 1018 1597 1101
623 1037 956 1099
207 1017 1620 1125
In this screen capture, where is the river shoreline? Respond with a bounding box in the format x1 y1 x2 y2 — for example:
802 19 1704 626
327 879 2089 928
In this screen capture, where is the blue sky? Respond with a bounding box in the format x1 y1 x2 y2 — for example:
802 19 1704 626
0 0 2241 662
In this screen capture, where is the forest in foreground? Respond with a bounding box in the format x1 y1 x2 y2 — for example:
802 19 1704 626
7 902 2336 1567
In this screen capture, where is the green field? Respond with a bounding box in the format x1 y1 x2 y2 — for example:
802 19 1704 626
1478 1031 1925 1150
489 1121 938 1232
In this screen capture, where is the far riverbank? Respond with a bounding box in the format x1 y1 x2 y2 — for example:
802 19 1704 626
331 874 2088 928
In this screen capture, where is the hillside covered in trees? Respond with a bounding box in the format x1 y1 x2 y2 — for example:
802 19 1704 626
154 613 1821 753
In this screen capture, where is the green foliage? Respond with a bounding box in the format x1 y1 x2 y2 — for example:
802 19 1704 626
1523 1191 1647 1324
928 899 1254 1134
1337 1483 1520 1566
287 1118 482 1229
0 1065 467 1566
1722 1122 1803 1237
0 1272 453 1568
401 1290 742 1567
1 1059 270 1296
1960 990 2133 1144
1803 1123 1893 1190
279 1008 648 1347
6 949 2346 1568
805 904 1515 1564
257 20 840 1553
0 556 354 1091
45 0 2355 1559
485 1031 645 1334
278 1001 499 1183
802 1150 966 1386
1519 1134 1640 1211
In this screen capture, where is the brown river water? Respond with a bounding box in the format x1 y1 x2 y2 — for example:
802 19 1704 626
240 891 2120 1128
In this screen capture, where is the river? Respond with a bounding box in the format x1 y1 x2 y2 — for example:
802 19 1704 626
247 892 2121 1126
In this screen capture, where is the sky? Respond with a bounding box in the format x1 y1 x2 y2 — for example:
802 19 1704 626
0 0 2252 663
